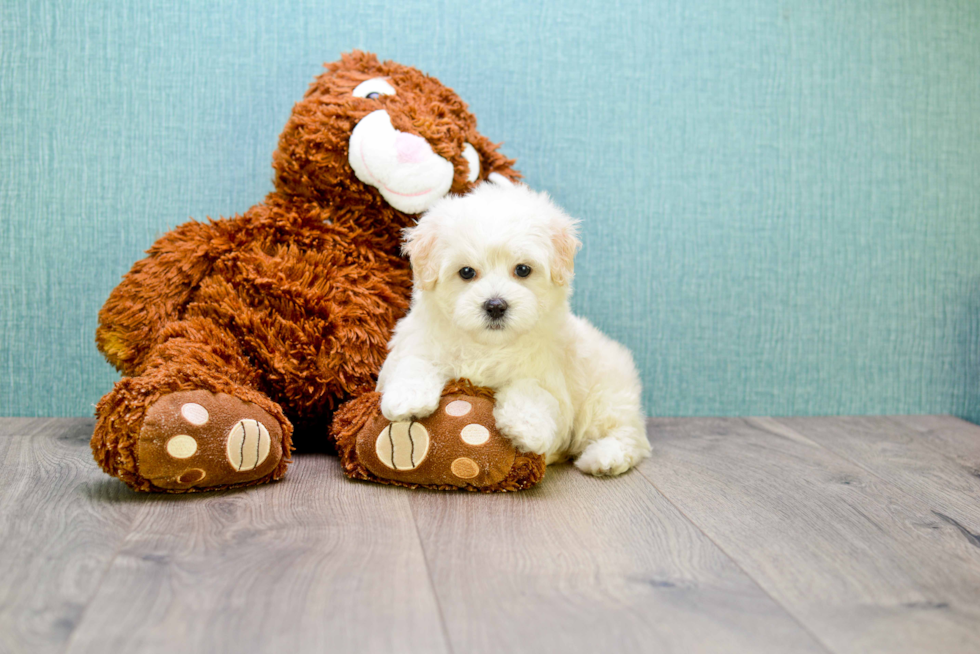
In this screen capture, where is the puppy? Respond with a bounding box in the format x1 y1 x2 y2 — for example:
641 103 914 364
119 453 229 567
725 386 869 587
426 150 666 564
376 179 650 476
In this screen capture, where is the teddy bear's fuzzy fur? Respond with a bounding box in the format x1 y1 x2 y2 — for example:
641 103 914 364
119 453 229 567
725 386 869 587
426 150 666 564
92 52 520 492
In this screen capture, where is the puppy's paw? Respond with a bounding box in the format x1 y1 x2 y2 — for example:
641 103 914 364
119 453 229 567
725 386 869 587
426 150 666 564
494 405 556 455
381 383 442 422
574 435 645 477
493 384 559 456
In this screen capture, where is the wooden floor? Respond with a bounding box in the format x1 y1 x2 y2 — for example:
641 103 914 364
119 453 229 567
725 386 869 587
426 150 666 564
1 417 979 654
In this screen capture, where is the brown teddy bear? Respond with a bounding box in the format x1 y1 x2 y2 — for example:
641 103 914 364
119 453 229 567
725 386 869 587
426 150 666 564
92 51 545 493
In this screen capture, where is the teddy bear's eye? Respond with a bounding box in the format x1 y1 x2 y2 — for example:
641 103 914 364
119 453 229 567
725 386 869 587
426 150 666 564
459 267 476 280
515 264 532 278
352 78 396 99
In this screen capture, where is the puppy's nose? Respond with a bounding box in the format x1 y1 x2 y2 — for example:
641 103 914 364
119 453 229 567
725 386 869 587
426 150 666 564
483 297 509 320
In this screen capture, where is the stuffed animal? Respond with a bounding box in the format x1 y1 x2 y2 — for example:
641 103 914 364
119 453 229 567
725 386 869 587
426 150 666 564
92 51 545 492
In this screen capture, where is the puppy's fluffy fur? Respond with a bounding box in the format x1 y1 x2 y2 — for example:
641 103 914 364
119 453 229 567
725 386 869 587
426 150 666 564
377 180 650 476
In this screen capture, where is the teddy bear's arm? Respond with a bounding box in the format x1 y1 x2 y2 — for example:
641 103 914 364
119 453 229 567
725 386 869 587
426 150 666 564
96 218 237 375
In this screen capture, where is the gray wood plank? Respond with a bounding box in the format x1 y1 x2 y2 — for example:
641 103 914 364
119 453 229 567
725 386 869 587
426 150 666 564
890 415 980 466
409 463 829 654
642 417 980 654
0 418 139 654
768 416 980 533
62 451 450 654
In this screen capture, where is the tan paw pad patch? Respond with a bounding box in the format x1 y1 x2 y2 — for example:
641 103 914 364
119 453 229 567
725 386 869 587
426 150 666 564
166 434 198 459
180 402 209 425
451 457 480 479
445 400 472 416
376 421 430 470
459 423 490 445
178 468 206 484
226 419 271 472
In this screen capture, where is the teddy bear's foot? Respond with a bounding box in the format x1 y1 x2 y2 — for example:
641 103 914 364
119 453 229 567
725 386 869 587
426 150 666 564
331 381 546 492
132 390 287 491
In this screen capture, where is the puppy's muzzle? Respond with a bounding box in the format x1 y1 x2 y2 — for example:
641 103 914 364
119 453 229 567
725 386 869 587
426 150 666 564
483 297 508 326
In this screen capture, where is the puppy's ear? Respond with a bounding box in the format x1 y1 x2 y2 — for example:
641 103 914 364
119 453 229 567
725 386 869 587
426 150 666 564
550 213 582 286
402 218 440 290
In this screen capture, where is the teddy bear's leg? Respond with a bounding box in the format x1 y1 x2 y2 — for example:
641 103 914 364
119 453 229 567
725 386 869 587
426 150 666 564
92 317 292 492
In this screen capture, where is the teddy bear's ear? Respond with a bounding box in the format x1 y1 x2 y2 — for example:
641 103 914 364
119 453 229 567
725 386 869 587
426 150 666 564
550 211 582 287
402 219 441 291
488 173 513 187
463 132 521 186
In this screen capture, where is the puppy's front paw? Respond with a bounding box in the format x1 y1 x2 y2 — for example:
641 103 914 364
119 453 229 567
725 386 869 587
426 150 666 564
381 384 442 422
493 394 558 456
574 436 643 477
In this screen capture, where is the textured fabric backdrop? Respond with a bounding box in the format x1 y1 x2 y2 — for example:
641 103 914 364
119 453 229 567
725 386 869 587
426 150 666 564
2 0 979 419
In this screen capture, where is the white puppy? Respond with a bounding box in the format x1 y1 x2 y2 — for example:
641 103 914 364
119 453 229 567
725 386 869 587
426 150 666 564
377 179 650 476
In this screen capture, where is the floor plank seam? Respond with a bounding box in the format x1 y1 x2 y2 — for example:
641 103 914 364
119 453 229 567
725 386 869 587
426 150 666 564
407 498 457 654
634 460 839 654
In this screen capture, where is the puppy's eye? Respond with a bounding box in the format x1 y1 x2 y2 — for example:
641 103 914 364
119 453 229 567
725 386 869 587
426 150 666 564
515 264 532 278
459 267 477 280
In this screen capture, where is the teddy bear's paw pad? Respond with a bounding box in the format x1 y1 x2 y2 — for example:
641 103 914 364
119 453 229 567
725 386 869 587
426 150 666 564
355 394 519 488
226 419 273 472
375 421 430 470
138 390 284 491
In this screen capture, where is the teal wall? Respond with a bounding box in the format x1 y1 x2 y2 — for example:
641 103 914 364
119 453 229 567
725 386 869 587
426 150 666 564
2 0 979 420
